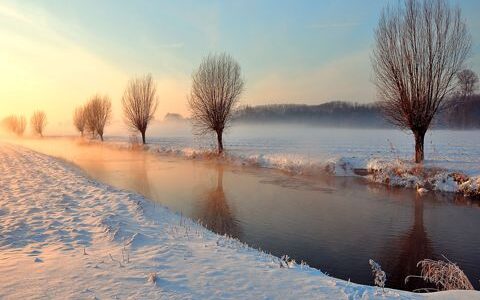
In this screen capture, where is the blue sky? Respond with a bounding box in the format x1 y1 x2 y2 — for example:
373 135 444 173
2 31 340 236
1 0 479 122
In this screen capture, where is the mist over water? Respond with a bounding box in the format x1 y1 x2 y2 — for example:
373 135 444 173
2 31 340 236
102 122 480 176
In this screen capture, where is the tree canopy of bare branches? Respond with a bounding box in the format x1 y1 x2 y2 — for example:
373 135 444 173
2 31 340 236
2 115 26 136
84 95 112 141
372 0 471 163
189 53 244 153
457 69 478 100
121 74 159 144
73 106 87 137
30 110 47 137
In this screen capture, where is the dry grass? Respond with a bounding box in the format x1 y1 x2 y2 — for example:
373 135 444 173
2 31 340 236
369 259 386 291
147 272 157 284
405 257 474 291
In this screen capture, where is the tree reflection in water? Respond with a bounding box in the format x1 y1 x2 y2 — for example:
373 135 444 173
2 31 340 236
194 165 241 238
383 194 435 290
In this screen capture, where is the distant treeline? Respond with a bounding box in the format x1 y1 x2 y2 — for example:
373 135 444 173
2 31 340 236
233 96 480 129
437 95 480 129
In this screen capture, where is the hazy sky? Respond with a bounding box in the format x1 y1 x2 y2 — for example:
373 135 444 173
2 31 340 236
1 0 479 130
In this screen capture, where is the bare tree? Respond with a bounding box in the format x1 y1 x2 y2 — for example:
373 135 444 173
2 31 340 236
457 69 478 100
2 116 18 135
189 53 244 153
3 115 26 136
30 110 47 137
73 106 87 137
84 103 96 138
16 115 26 136
372 0 471 163
84 95 112 141
121 74 159 144
1 116 15 133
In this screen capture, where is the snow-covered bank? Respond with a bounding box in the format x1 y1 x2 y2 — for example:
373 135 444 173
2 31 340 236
89 138 480 198
1 143 478 299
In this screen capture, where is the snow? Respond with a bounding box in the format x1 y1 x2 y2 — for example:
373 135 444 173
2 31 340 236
1 143 478 299
364 158 480 196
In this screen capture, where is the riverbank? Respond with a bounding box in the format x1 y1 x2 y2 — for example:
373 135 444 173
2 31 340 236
83 135 480 198
2 143 478 298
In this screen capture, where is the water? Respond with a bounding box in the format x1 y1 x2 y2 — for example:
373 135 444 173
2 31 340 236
10 131 480 291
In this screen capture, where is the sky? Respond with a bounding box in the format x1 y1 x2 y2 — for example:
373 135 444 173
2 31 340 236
0 0 479 132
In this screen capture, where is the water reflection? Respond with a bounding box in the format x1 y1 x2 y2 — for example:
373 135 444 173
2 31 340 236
193 165 242 238
383 195 434 290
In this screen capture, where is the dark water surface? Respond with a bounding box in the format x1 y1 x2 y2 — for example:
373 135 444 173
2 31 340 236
11 138 480 291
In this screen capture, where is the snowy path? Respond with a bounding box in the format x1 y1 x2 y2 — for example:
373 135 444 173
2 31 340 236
0 143 477 299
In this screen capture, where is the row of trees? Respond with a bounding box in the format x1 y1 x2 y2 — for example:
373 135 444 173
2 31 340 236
72 55 243 153
73 74 159 143
73 95 112 141
234 86 480 128
194 0 475 162
234 102 385 126
1 111 47 137
76 0 473 163
4 0 471 164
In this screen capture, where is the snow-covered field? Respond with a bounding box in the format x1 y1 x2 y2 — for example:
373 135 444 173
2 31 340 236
2 143 479 299
99 125 480 196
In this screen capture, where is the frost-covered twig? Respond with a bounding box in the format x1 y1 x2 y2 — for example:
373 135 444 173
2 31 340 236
147 272 157 284
279 255 296 268
109 253 123 267
122 245 130 264
369 259 386 292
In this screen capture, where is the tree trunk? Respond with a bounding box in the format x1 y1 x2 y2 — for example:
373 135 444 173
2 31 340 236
217 130 224 154
141 130 146 144
414 131 425 163
100 133 104 142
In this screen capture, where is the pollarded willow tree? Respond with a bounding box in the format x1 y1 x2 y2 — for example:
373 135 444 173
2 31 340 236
30 110 47 137
2 115 26 136
122 74 159 144
372 0 471 163
84 95 112 141
189 53 244 154
73 106 87 137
